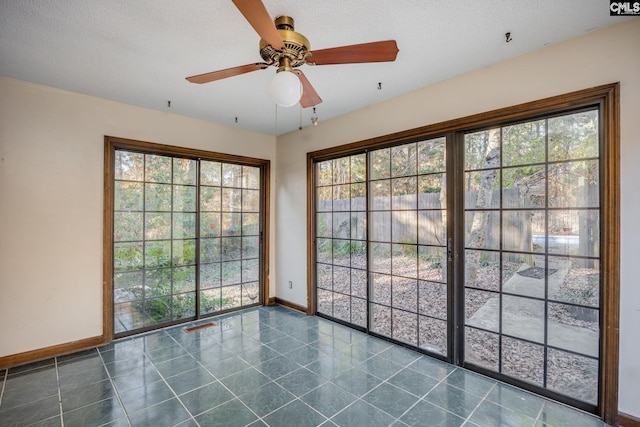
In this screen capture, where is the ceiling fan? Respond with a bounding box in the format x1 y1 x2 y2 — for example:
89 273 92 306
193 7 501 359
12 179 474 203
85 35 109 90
186 0 399 108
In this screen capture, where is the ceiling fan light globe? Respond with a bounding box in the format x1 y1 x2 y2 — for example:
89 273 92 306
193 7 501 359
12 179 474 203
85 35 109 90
269 71 302 107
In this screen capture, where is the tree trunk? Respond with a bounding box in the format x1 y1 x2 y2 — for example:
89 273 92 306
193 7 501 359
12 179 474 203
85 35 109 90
465 129 500 284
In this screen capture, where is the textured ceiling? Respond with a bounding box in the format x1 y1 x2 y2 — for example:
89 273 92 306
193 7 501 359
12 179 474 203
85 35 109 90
0 1 630 135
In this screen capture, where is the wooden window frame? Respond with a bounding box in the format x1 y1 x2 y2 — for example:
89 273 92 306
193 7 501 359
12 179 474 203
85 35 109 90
104 136 271 340
307 83 619 423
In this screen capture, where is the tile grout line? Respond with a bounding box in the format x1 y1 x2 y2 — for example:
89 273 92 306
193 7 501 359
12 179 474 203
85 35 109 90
316 314 420 423
97 349 133 427
233 318 293 425
384 365 454 424
191 329 292 426
54 357 64 427
211 319 330 425
130 334 202 426
294 330 390 425
323 393 363 425
147 335 254 426
464 381 498 424
533 401 546 425
278 396 330 426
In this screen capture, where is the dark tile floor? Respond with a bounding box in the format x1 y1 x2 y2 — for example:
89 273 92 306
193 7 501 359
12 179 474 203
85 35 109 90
0 306 610 427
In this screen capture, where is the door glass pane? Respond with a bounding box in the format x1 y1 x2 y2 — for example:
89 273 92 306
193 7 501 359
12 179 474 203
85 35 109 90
173 158 197 185
418 138 446 173
547 348 598 404
465 328 499 371
502 337 544 386
115 151 144 181
463 110 601 406
145 155 172 183
145 184 171 211
391 143 417 177
115 182 143 211
370 149 390 180
114 212 143 242
548 111 599 161
502 119 546 167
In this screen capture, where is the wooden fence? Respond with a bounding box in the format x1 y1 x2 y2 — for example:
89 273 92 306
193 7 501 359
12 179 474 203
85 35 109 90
317 185 598 265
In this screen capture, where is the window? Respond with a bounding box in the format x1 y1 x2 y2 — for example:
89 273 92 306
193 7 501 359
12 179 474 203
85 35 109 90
105 137 269 338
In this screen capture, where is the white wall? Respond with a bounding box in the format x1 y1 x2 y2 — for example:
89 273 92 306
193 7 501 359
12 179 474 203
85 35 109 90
275 19 640 416
0 78 277 357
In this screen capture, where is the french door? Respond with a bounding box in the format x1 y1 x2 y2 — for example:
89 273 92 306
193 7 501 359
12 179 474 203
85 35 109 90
311 89 617 417
106 137 269 338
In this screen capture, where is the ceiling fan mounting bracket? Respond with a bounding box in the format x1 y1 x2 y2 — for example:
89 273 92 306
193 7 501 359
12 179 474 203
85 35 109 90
259 16 310 69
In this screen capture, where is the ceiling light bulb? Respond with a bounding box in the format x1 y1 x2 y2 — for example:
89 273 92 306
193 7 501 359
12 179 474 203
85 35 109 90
269 70 302 108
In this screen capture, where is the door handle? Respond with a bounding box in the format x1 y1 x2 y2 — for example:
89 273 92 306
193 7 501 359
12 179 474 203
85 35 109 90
447 237 453 261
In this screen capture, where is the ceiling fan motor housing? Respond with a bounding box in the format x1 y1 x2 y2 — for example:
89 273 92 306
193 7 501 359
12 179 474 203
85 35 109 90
259 16 310 70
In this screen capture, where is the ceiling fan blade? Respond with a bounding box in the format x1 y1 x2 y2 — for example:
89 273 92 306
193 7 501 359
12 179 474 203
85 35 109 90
295 70 322 108
232 0 285 50
307 40 399 65
186 63 268 84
